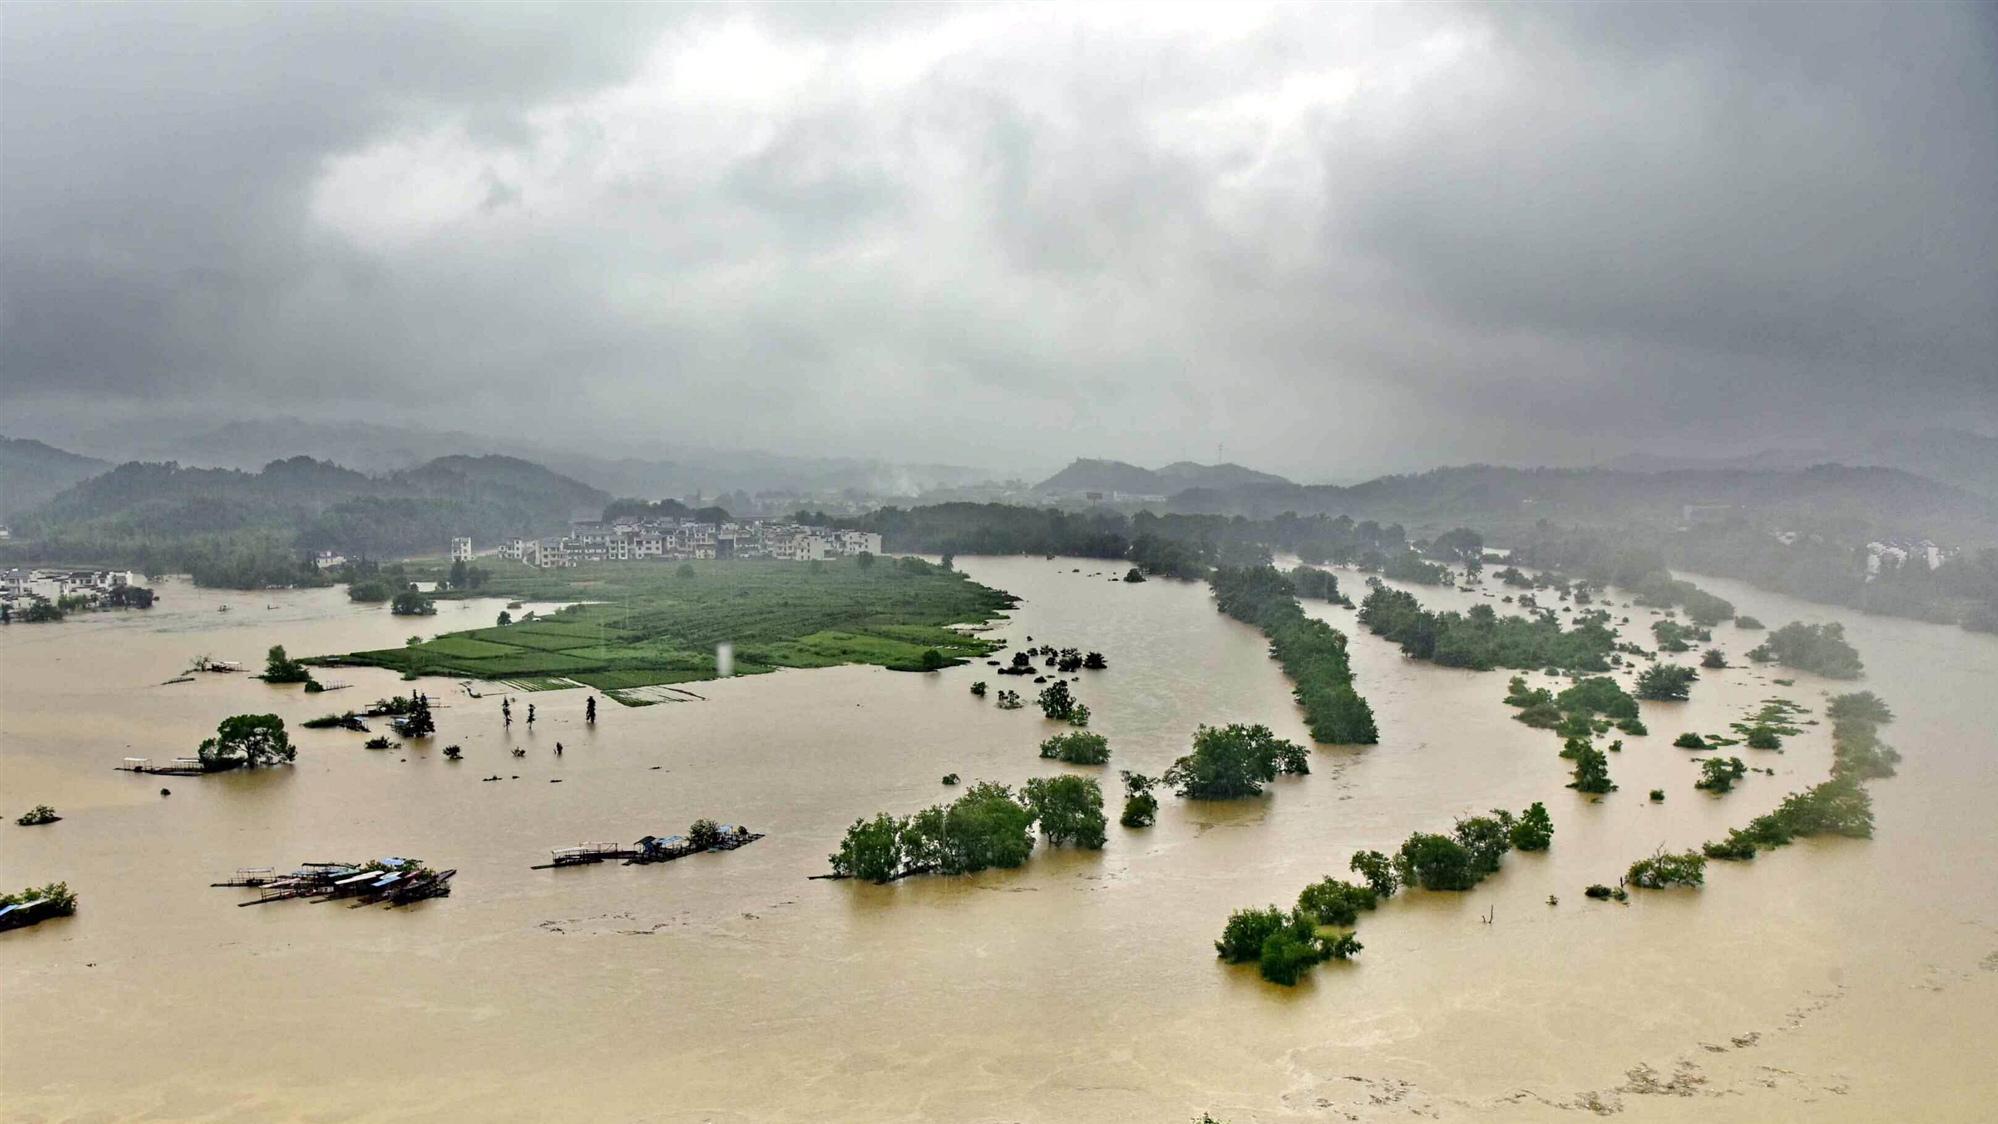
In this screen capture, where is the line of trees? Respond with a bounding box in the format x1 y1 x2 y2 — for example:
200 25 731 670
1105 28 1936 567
827 778 1106 883
1746 621 1866 679
1209 566 1378 744
1357 581 1618 672
1699 692 1889 863
1216 803 1552 985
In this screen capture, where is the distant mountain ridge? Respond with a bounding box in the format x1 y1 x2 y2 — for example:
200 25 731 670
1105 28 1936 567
31 415 995 499
1037 458 1293 495
0 435 110 519
1601 428 1998 502
1167 463 1998 544
15 453 607 559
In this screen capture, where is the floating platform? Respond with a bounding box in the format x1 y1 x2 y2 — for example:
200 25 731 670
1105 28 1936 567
116 757 207 776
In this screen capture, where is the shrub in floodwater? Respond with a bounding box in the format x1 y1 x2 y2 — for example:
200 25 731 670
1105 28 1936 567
1393 833 1480 891
1635 663 1698 701
1695 756 1748 793
1508 802 1553 851
1673 732 1707 749
1036 680 1078 721
199 714 295 770
1022 775 1106 849
1164 723 1309 799
1744 726 1782 750
1349 850 1400 897
1295 877 1378 927
1039 730 1110 765
1627 850 1707 889
1118 771 1158 828
1567 744 1615 794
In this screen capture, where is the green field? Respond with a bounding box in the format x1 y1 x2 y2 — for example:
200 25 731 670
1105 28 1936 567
316 557 1014 702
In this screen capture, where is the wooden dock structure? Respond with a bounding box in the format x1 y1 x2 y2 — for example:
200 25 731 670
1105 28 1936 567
116 756 207 776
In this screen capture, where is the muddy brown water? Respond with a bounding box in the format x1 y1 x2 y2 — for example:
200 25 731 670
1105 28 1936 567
2 558 1995 1121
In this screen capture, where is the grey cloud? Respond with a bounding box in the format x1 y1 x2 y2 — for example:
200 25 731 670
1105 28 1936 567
2 2 1992 479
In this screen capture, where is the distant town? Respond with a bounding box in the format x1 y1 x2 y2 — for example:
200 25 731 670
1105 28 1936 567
489 518 883 568
2 566 150 619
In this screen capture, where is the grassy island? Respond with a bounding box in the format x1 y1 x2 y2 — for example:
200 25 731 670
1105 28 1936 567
318 557 1015 702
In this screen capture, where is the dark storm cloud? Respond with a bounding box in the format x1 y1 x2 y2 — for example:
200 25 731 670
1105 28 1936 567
3 2 1992 477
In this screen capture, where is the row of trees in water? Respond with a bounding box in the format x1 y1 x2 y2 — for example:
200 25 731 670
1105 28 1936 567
826 778 1106 882
1209 566 1378 744
1216 804 1554 985
818 503 1480 586
1512 519 1998 636
1746 621 1866 678
1697 692 1890 863
1357 581 1619 672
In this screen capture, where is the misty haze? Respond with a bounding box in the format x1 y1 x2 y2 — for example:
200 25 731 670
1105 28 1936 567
2 3 1994 1122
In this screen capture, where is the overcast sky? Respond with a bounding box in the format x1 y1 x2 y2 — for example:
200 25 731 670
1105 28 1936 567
3 2 1993 479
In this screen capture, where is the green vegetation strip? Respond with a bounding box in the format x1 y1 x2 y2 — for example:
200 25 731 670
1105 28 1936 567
1357 581 1617 672
1209 566 1378 744
317 557 1014 697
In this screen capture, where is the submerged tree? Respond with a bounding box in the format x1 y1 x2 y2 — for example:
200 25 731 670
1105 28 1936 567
1118 771 1159 828
197 714 295 771
397 692 435 739
1022 775 1107 849
1348 850 1400 897
390 589 436 616
1509 802 1554 851
828 813 903 882
1627 849 1707 889
1635 663 1699 701
1695 756 1748 793
1039 730 1110 765
1164 723 1309 799
1393 832 1479 891
1036 680 1078 721
1746 621 1865 679
1567 743 1615 794
1295 877 1378 927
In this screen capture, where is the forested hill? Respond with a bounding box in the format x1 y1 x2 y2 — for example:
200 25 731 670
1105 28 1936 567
1168 464 1998 545
1037 458 1292 495
3 454 606 580
0 436 110 520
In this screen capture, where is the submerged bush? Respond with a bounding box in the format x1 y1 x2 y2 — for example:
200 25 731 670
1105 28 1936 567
1695 756 1748 793
1627 850 1707 889
1164 723 1309 799
1349 850 1399 897
1021 775 1107 849
1039 730 1110 765
1295 877 1377 927
1118 771 1159 828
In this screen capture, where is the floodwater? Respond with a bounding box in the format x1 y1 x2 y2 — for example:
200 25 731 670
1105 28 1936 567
2 558 1995 1122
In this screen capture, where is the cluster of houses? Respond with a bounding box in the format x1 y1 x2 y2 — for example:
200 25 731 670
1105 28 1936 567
1862 537 1953 576
2 566 140 609
491 520 883 569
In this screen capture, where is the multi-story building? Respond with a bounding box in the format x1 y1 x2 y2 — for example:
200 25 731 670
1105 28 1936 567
449 537 473 562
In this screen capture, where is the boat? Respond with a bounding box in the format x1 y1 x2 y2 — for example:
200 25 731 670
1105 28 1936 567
0 899 54 931
387 869 455 905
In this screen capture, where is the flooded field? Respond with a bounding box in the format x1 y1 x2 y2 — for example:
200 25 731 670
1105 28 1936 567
3 557 1996 1122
